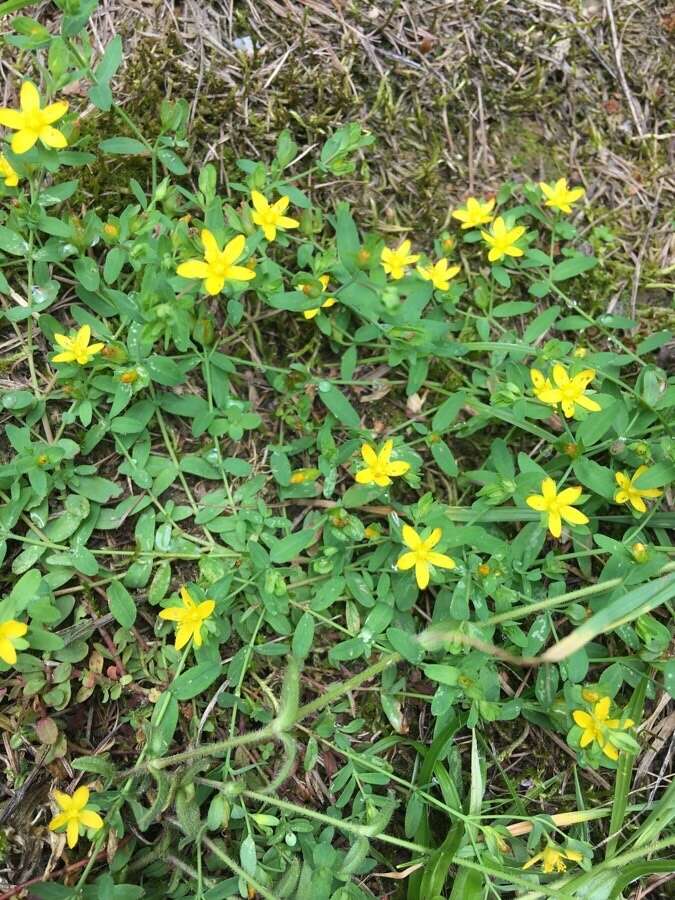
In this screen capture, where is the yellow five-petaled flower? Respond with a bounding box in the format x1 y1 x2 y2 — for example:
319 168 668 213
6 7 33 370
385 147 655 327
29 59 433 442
355 440 410 487
533 364 601 418
416 258 461 291
614 466 662 513
396 525 455 589
302 275 336 320
526 477 588 539
158 586 215 651
250 191 299 241
0 82 68 155
53 325 104 366
539 177 585 214
451 197 495 229
573 697 634 761
480 216 526 263
177 231 254 296
380 240 420 280
523 842 583 874
0 154 19 187
48 786 104 849
0 619 28 665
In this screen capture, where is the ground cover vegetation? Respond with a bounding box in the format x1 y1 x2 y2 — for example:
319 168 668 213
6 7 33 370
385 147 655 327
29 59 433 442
0 1 674 898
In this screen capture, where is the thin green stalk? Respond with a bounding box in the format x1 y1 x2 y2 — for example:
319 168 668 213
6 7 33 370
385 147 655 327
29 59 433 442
485 561 675 625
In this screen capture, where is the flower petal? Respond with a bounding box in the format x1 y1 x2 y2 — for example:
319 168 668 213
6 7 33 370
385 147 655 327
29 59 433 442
42 101 68 124
0 108 25 129
49 812 69 831
39 126 67 149
222 234 246 265
552 364 569 388
547 510 562 538
67 818 79 848
177 260 211 280
250 190 267 213
526 494 547 511
560 506 588 526
401 524 421 550
386 461 410 477
427 551 456 570
20 81 40 113
225 265 256 282
200 229 220 263
423 528 442 550
71 787 89 810
557 486 582 505
361 444 378 467
204 275 225 295
415 560 430 589
79 809 103 830
396 551 417 571
12 129 38 154
0 639 17 664
573 710 592 728
158 606 185 621
175 623 193 650
355 468 374 484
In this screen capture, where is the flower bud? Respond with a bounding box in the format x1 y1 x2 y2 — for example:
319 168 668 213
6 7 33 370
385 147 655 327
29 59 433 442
100 343 128 364
631 542 649 563
356 247 372 268
119 370 138 384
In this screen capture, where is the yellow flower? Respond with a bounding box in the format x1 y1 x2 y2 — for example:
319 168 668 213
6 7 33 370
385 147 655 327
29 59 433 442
416 258 461 291
364 524 381 540
535 364 601 418
573 697 634 761
355 440 410 487
302 275 336 320
614 467 662 513
523 843 583 874
530 368 554 402
526 477 588 539
451 197 495 229
250 191 299 241
177 231 254 296
0 619 28 665
53 325 104 366
0 154 19 187
0 81 68 154
539 178 585 214
380 240 420 280
573 346 588 358
396 525 455 589
480 217 526 263
48 787 104 849
158 586 215 651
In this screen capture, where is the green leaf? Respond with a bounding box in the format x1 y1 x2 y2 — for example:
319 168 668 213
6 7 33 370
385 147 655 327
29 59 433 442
551 254 597 281
173 662 222 700
292 612 314 660
269 528 317 564
73 256 100 291
108 581 137 628
431 391 465 433
100 137 148 155
492 300 534 317
158 148 188 175
96 34 123 83
386 627 423 664
0 224 28 256
317 382 360 429
430 440 458 476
